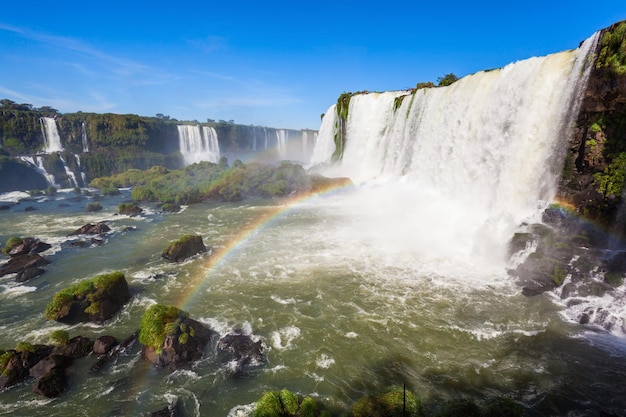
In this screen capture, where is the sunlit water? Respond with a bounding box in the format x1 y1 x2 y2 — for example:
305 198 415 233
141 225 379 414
1 189 625 416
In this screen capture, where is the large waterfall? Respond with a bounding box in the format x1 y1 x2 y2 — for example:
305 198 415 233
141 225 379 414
39 117 64 153
312 35 598 269
177 125 221 165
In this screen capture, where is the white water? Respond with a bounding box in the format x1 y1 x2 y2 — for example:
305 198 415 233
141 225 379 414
58 155 78 188
312 36 597 271
177 125 221 165
16 156 57 187
81 122 89 153
39 117 63 153
276 129 287 158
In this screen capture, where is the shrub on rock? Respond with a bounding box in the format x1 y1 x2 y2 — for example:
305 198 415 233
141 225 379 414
44 271 131 324
139 304 213 369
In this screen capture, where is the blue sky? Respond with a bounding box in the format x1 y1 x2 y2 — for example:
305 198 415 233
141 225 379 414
1 1 625 130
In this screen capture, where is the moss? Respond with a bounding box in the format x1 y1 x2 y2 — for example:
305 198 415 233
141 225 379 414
594 152 626 198
49 330 70 346
2 236 23 255
596 22 626 75
178 332 189 345
15 342 35 353
254 390 283 417
138 304 189 352
299 397 318 417
44 271 127 321
332 92 353 162
604 272 624 286
352 386 421 417
280 389 299 415
550 265 567 286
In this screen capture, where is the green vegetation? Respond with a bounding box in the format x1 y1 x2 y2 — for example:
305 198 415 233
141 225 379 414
44 271 128 321
437 73 459 87
87 202 102 212
2 236 23 255
91 159 312 205
594 152 626 198
332 92 354 162
49 330 70 346
351 386 421 417
15 342 35 353
254 389 327 417
138 304 190 353
596 22 626 75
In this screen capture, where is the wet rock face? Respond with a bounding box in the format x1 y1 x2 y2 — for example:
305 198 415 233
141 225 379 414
161 235 207 263
67 222 111 236
216 330 267 376
142 317 214 370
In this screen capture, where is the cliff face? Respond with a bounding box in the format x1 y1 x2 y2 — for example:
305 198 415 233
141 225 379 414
558 21 626 228
0 106 315 191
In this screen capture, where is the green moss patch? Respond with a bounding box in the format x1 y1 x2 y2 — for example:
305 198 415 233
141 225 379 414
138 304 189 352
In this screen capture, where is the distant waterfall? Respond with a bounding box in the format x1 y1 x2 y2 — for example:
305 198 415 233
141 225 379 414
311 34 598 265
59 155 79 188
17 156 57 187
276 129 287 158
177 125 221 165
40 117 63 153
81 122 89 153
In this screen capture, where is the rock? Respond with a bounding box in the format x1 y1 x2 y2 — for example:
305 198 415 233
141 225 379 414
142 316 213 370
29 354 72 379
45 272 131 324
7 237 51 257
150 400 182 417
90 332 138 374
24 206 36 212
32 368 67 398
67 222 111 236
52 336 94 359
16 267 45 282
161 235 207 263
216 330 267 376
118 203 143 216
93 335 118 355
0 253 50 278
0 351 28 390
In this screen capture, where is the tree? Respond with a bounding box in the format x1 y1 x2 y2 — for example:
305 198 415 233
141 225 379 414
437 73 459 87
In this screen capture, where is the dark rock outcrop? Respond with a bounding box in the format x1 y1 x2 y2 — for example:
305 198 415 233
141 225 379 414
216 330 267 376
150 400 182 417
32 368 67 398
90 332 138 374
118 203 143 216
161 235 207 263
93 335 118 355
45 272 132 324
67 222 111 236
142 316 214 370
0 253 50 279
7 238 51 256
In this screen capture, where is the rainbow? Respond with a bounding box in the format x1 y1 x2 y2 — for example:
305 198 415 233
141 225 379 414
175 176 353 311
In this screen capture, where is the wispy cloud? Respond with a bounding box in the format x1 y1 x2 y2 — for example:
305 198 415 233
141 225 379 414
0 22 167 83
0 85 116 113
187 35 228 54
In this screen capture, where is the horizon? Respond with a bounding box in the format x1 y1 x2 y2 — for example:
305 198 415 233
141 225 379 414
1 1 625 130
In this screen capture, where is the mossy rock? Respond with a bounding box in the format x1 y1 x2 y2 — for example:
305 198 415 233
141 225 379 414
161 234 207 262
118 203 143 216
139 304 213 369
254 389 321 417
44 271 131 324
351 386 421 417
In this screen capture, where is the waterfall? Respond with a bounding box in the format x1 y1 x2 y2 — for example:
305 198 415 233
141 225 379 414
39 117 64 153
81 122 89 153
312 34 598 266
264 128 268 150
252 127 257 151
75 154 87 185
276 129 287 158
177 125 221 165
58 155 79 188
17 156 57 187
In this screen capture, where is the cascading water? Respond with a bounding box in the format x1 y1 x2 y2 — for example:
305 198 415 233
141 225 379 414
39 117 63 153
312 35 598 270
58 155 79 188
16 156 57 187
81 122 89 153
276 129 287 158
177 125 221 165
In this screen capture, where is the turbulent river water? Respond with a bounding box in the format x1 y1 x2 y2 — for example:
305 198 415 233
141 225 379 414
1 188 626 417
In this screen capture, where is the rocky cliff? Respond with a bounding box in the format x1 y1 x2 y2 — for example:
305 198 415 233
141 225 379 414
558 20 626 229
